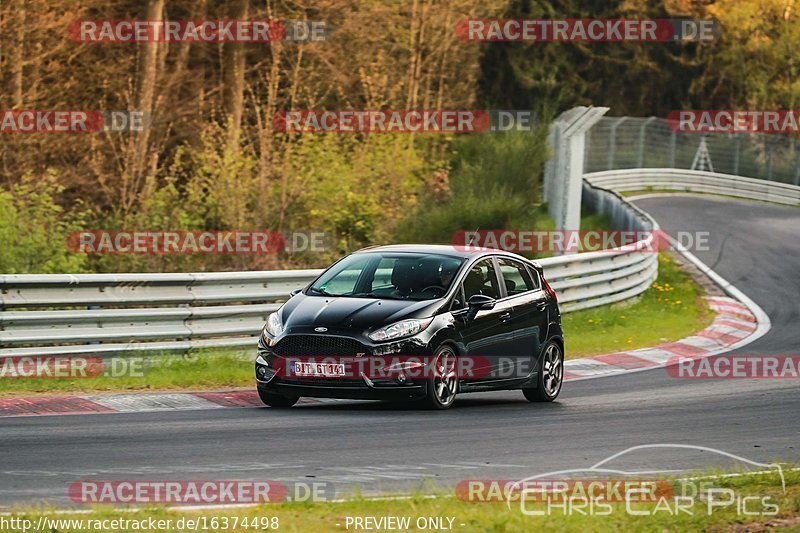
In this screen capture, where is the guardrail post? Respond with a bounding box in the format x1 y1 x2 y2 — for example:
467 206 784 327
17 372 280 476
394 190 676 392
733 135 741 175
88 304 101 344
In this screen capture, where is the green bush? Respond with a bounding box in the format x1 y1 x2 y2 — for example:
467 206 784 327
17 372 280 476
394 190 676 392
393 128 550 244
0 171 88 274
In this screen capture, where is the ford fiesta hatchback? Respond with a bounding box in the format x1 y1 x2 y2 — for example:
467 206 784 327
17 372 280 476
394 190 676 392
255 245 564 409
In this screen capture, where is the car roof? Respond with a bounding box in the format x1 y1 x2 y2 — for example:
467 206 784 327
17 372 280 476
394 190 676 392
352 244 540 265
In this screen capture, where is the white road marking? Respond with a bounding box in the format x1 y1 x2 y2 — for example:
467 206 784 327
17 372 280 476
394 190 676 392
83 393 224 413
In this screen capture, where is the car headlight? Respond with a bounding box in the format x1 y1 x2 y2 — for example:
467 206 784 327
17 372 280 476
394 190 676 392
264 312 283 338
368 318 433 342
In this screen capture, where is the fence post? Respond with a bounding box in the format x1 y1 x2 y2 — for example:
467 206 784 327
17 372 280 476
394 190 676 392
637 117 657 168
766 140 774 181
795 147 800 186
669 130 677 168
608 117 627 170
584 126 591 170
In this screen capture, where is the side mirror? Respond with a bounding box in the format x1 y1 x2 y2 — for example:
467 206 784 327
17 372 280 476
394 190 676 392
290 288 302 297
466 294 495 321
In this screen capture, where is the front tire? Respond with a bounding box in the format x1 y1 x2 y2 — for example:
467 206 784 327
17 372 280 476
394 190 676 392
523 341 563 402
423 345 459 410
257 388 299 408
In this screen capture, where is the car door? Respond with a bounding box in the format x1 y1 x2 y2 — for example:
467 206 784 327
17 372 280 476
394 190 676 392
451 257 515 384
496 257 549 383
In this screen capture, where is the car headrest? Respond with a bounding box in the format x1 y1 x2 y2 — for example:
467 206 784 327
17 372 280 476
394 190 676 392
391 260 418 295
417 260 442 288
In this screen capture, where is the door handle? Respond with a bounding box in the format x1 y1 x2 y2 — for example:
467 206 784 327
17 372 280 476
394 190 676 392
536 301 547 311
498 312 511 321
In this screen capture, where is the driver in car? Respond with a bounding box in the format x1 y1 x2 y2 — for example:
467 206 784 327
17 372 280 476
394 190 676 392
438 262 458 288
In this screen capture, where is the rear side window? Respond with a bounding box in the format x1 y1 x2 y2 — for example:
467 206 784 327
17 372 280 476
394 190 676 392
497 258 535 295
526 265 542 290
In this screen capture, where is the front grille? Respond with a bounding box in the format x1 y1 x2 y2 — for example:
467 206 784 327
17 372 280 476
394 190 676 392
272 335 370 358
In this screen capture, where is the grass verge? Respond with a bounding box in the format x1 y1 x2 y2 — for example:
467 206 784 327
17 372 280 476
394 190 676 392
562 253 713 359
0 350 253 398
5 468 800 532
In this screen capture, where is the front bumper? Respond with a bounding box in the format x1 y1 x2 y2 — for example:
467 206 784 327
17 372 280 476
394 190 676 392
255 333 431 400
257 380 426 401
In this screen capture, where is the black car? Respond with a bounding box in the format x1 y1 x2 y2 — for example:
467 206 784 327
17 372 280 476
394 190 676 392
254 245 564 409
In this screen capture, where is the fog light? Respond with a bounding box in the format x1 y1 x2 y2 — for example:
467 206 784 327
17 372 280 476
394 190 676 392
256 366 268 379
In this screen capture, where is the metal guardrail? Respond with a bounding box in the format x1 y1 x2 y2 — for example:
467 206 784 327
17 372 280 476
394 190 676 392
0 183 659 357
585 168 800 206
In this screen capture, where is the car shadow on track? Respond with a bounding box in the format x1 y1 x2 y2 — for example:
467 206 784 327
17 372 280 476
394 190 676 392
273 395 569 413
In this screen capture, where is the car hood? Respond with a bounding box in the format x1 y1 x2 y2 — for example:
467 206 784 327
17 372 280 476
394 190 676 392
281 294 441 331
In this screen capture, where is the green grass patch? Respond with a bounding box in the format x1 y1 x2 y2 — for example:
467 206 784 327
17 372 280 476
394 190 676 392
0 349 254 398
562 253 713 359
6 468 800 532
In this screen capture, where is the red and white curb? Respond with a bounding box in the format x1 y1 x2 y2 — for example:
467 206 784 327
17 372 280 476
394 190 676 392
563 231 772 381
563 296 756 381
0 391 339 417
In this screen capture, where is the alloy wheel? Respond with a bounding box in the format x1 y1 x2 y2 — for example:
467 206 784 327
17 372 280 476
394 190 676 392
432 347 458 406
541 343 563 397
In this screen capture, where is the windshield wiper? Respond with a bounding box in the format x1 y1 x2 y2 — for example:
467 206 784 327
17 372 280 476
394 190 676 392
308 287 336 297
352 292 406 300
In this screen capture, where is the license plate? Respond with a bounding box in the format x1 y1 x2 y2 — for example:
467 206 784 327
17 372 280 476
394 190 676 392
293 361 346 377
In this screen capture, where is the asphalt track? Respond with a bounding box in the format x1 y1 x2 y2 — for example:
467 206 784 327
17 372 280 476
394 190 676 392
1 196 799 509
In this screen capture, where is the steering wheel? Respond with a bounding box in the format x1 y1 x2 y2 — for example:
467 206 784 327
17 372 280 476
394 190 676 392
420 285 446 297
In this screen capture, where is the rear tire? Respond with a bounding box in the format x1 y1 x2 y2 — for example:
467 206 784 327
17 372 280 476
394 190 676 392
422 345 458 410
257 388 299 408
523 341 563 402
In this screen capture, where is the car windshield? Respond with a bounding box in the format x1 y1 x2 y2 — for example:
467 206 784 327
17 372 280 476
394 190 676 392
308 252 464 300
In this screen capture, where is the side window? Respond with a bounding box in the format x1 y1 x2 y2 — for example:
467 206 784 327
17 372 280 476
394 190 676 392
526 265 542 290
462 258 501 300
497 258 535 296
